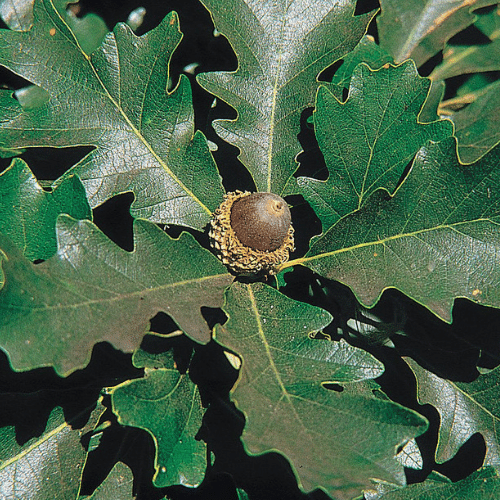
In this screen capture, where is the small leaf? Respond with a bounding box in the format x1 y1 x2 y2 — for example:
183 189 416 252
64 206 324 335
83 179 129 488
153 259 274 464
215 282 427 499
0 158 91 261
290 138 500 322
407 358 500 466
0 216 232 375
111 350 205 488
0 0 224 229
0 402 105 500
197 0 373 194
80 462 134 500
377 0 498 66
296 61 453 231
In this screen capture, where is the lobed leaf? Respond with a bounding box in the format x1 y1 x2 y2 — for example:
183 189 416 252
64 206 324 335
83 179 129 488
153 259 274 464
111 349 205 488
0 402 104 500
0 0 223 230
377 0 498 67
407 358 500 467
197 0 373 194
288 138 500 322
0 216 232 375
295 61 453 232
215 282 427 499
0 158 91 261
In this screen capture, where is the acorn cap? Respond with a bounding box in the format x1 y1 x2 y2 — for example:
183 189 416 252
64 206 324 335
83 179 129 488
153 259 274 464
209 191 294 275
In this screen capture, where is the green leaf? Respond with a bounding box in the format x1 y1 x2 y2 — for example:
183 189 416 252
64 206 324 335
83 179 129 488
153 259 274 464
368 467 500 499
80 462 134 500
0 216 232 375
197 0 373 194
407 358 500 466
111 349 205 488
0 158 91 261
329 34 393 91
377 0 497 66
215 282 427 499
0 0 224 230
450 80 500 164
431 6 500 82
289 137 500 322
295 61 453 232
0 402 105 500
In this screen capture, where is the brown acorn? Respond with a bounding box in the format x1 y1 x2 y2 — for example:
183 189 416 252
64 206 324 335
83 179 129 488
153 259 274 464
209 191 294 275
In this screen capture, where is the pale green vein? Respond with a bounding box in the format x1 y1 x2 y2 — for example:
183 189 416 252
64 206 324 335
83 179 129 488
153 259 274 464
49 2 211 216
280 217 493 270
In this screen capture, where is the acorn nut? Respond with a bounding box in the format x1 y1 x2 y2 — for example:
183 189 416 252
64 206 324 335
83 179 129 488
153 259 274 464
209 191 294 275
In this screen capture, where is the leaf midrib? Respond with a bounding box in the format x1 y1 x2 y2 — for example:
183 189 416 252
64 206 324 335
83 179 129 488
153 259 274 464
49 2 211 216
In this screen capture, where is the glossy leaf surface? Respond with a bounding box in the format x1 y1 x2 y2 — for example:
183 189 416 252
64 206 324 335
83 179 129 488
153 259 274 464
0 158 91 261
215 282 427 499
0 403 104 500
0 0 223 229
296 61 452 231
0 217 232 375
111 348 205 488
197 0 373 194
291 138 500 322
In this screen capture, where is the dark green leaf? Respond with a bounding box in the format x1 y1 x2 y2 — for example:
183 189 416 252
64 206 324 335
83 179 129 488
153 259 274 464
0 158 91 261
215 282 427 499
197 0 373 194
0 402 105 500
407 358 500 466
111 350 205 488
0 216 232 375
0 0 223 230
377 0 497 66
286 138 500 322
295 61 452 232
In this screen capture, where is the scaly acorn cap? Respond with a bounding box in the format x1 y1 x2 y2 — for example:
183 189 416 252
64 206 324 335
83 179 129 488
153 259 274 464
209 191 294 275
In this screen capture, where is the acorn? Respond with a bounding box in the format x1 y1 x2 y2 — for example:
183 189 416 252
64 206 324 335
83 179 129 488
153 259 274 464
209 191 294 275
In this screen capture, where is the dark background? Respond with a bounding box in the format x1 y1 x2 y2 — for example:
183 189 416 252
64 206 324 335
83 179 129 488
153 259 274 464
0 1 498 499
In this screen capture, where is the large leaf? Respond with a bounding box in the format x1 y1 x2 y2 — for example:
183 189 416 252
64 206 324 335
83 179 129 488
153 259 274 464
0 0 224 230
366 467 500 499
0 402 104 500
0 158 91 261
407 358 500 467
285 137 500 322
111 346 205 488
197 0 373 194
215 282 427 499
295 61 452 232
377 0 497 66
0 216 232 375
